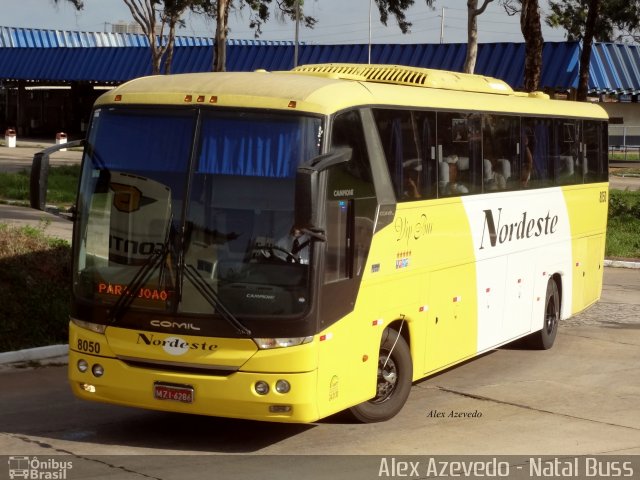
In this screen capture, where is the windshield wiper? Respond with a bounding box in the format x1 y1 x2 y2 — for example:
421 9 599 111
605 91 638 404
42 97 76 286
107 245 170 324
183 264 252 336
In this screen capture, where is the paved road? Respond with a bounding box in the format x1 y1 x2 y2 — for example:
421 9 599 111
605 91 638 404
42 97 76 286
0 144 82 173
0 268 638 480
610 174 640 191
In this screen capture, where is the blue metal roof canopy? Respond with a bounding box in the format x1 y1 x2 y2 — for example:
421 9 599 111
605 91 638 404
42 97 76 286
1 26 639 94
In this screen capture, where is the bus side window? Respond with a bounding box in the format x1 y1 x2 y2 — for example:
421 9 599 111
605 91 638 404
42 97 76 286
437 112 482 196
373 109 437 202
583 120 608 183
521 118 554 189
372 108 437 202
554 119 581 185
482 114 519 191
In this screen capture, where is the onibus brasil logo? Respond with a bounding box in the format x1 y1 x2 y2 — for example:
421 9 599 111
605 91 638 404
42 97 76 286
8 456 72 479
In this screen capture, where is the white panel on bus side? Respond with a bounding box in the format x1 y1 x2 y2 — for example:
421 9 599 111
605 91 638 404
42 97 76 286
461 188 574 351
475 256 508 352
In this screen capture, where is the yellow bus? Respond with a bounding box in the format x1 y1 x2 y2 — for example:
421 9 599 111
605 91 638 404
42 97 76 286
52 64 608 423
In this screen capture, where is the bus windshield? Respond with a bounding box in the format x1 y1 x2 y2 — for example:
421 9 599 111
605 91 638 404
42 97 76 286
74 107 323 323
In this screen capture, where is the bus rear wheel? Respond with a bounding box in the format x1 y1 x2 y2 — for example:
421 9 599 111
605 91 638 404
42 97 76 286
528 278 560 350
349 328 413 423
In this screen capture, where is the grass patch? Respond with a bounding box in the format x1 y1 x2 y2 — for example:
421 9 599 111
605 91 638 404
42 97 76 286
609 151 640 162
0 222 71 352
606 190 640 259
0 165 80 208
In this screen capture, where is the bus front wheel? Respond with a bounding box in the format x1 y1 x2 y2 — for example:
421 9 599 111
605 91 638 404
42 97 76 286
349 328 413 423
528 278 560 350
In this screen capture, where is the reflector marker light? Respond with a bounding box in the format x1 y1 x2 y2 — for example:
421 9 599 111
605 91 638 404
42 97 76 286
197 95 205 103
269 405 292 413
210 96 218 103
184 95 193 102
372 319 384 326
320 333 333 342
453 296 462 303
288 100 297 108
486 287 491 293
576 262 581 267
114 95 122 102
419 305 429 312
517 278 522 284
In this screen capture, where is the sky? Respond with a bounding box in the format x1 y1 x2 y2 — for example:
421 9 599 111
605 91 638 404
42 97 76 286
4 0 568 44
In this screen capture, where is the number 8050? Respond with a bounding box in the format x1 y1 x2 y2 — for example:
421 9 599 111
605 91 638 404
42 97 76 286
77 339 101 354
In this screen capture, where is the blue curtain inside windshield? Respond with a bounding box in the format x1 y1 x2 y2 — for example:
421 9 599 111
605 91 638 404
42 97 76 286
197 114 320 178
89 109 194 172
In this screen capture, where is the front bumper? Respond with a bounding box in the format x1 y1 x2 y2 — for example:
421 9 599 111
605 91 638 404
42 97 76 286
68 349 320 423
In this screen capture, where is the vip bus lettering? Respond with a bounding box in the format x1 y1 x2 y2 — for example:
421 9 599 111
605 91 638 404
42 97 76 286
480 208 559 250
395 214 433 247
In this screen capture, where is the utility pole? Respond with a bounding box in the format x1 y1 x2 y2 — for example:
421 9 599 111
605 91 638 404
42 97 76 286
294 0 300 67
439 7 445 44
368 0 372 64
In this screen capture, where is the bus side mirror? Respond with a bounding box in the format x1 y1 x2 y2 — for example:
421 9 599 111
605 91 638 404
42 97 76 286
294 147 352 235
30 139 85 211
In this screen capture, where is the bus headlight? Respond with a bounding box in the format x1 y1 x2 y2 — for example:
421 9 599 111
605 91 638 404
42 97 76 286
253 336 313 350
71 318 106 334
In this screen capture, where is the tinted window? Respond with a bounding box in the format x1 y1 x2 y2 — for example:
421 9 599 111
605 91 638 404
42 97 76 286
522 118 554 188
437 112 483 196
482 115 520 191
584 120 609 183
373 108 437 202
554 119 582 185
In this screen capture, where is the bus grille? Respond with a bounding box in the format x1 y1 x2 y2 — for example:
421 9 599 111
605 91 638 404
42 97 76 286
118 356 238 376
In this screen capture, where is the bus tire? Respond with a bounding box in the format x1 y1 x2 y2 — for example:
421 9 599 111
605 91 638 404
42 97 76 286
528 278 560 350
349 328 413 423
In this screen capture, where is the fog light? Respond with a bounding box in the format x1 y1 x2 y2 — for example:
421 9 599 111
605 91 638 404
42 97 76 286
81 383 96 393
77 359 88 373
275 379 291 394
255 381 269 395
92 364 104 377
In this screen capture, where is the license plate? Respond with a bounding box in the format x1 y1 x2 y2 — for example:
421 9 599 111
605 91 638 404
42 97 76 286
154 382 194 403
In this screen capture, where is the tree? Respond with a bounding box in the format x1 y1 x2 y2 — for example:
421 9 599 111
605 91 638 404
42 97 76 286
54 0 192 75
192 1 316 72
576 0 600 101
546 0 640 42
123 0 198 75
374 0 436 34
503 0 544 92
52 0 84 8
547 0 640 100
463 0 494 74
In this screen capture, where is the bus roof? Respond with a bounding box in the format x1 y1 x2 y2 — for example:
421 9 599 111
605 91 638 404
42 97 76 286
96 63 608 120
